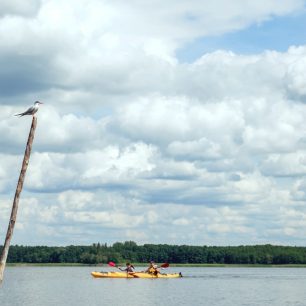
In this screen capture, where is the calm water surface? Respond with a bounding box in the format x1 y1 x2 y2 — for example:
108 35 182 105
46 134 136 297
1 266 306 306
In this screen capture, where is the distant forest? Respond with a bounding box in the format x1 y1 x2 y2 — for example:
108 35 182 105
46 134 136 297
2 242 306 264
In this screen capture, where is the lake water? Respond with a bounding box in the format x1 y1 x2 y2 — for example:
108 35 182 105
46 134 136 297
1 266 306 306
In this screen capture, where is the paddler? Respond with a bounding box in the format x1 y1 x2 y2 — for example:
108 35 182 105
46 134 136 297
145 260 159 275
119 262 135 273
120 262 135 273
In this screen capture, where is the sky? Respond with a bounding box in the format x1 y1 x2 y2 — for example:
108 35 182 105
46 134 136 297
1 0 306 247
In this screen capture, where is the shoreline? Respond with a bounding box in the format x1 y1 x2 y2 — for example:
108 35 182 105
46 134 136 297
7 263 306 268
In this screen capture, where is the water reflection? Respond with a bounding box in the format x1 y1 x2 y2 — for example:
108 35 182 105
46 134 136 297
1 267 306 306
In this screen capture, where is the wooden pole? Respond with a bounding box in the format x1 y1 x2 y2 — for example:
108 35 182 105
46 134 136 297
0 116 37 283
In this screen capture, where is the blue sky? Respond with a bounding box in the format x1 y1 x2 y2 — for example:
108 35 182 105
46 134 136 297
178 9 306 61
1 0 306 247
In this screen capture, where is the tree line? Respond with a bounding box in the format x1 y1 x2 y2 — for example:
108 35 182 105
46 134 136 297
1 242 306 264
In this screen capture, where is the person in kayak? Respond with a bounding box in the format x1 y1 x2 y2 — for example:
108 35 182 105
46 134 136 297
145 261 159 275
119 262 135 273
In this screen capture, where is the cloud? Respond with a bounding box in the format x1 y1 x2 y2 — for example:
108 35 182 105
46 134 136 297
0 0 41 17
1 0 306 246
0 0 304 105
285 48 306 99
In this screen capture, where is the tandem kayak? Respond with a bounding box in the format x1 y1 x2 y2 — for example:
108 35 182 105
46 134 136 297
91 271 183 278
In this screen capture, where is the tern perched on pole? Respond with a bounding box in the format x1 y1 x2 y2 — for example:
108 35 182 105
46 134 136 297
15 101 43 117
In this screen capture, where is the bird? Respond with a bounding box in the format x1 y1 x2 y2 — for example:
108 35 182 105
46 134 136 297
15 101 43 117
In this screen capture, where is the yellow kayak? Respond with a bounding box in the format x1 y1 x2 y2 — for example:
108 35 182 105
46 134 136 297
91 271 182 278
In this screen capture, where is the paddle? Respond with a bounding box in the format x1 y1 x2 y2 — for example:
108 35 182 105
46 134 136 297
109 262 169 268
108 261 118 268
108 262 139 278
160 263 169 268
155 263 169 275
139 262 170 274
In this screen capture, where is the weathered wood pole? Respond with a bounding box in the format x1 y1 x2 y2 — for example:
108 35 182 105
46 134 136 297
0 116 37 283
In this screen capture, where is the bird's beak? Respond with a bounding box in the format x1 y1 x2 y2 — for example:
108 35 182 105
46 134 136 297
38 102 43 104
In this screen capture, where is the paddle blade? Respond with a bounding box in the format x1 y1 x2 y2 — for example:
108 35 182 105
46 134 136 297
108 261 116 267
160 263 169 268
